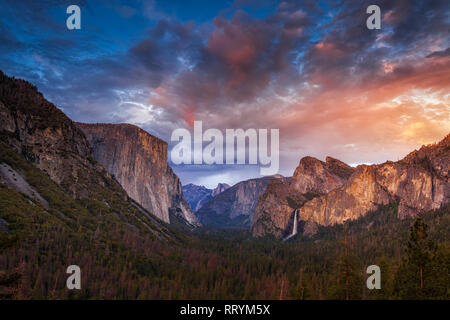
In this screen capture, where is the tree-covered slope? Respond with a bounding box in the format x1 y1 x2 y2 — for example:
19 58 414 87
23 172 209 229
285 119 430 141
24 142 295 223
1 141 448 299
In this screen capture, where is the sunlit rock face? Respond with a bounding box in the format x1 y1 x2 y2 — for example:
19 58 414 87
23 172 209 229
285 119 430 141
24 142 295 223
77 123 199 226
252 134 449 238
252 156 354 238
251 180 305 239
299 134 449 233
0 70 177 240
212 183 231 197
291 156 355 194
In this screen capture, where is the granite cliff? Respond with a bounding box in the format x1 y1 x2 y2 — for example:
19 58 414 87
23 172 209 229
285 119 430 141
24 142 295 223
0 71 112 198
212 183 231 197
252 156 354 238
252 135 449 238
77 123 199 226
183 183 230 212
299 135 449 234
0 70 174 238
291 156 355 193
196 176 284 228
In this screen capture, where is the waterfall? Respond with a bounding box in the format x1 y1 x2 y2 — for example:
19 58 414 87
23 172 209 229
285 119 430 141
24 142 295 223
291 209 298 236
283 209 298 241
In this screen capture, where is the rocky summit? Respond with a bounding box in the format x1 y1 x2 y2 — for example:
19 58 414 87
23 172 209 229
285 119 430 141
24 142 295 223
0 70 197 229
0 71 112 199
196 176 284 228
183 183 230 212
77 123 199 226
291 156 355 194
252 156 355 238
299 135 450 234
0 70 174 239
252 135 449 238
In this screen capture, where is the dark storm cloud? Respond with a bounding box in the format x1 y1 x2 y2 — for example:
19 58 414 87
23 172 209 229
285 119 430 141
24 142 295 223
1 0 89 33
48 0 449 142
7 0 447 132
427 47 450 58
298 0 449 89
1 0 448 186
140 5 320 125
0 21 24 53
383 0 449 48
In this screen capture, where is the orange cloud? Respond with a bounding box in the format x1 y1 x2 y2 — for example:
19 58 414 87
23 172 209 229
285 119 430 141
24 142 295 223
275 55 450 167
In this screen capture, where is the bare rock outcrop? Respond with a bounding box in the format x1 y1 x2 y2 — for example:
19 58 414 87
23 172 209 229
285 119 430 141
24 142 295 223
251 180 316 238
212 183 231 197
0 162 49 208
0 70 175 238
290 156 355 194
77 123 199 226
252 135 449 238
0 71 116 199
299 135 449 232
251 156 354 237
196 176 283 228
183 183 230 212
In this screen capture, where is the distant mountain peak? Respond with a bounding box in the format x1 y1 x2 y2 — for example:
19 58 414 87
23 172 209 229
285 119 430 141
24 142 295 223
183 182 230 213
195 176 282 228
212 183 230 197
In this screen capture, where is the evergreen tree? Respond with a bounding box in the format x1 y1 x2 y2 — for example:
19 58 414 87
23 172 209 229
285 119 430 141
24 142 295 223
291 268 311 300
394 217 436 299
423 244 450 299
0 234 21 299
327 236 363 300
366 255 394 299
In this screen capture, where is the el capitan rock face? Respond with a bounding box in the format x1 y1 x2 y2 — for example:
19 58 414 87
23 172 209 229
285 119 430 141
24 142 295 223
299 135 450 232
0 70 174 238
76 123 199 226
252 156 354 238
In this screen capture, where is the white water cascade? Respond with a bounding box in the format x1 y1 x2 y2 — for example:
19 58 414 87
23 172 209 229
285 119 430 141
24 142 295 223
283 209 299 241
291 209 298 236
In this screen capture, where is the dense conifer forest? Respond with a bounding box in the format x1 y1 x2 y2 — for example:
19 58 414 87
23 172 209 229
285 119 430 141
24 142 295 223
0 137 448 299
0 131 448 300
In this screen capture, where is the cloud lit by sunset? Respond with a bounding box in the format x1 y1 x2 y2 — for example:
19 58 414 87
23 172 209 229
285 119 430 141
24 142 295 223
0 0 448 187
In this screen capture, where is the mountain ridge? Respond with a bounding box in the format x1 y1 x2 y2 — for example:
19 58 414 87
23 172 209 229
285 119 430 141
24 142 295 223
252 155 355 238
252 135 449 238
0 69 192 232
183 182 230 212
195 175 285 228
0 70 176 240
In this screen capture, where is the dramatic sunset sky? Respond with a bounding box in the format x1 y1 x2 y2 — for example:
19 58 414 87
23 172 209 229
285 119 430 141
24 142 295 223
0 0 449 187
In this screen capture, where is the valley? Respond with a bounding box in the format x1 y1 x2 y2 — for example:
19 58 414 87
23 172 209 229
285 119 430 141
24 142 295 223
0 70 448 300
